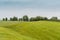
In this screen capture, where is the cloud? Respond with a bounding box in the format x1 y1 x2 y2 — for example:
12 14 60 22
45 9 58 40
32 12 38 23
0 0 60 19
0 7 57 19
0 0 59 10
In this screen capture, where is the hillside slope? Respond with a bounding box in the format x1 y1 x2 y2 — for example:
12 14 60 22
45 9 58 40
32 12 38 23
0 21 60 40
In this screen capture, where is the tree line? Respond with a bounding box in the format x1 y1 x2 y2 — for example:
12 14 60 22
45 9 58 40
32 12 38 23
2 15 59 21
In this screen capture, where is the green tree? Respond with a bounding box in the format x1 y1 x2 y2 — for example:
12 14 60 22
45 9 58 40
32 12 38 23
2 18 5 21
10 16 18 21
13 16 18 21
23 15 29 21
19 18 22 21
3 17 8 21
35 16 44 21
5 17 8 21
30 17 36 21
43 17 48 20
10 17 13 21
50 17 58 20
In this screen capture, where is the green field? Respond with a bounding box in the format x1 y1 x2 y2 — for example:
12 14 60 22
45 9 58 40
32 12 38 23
0 21 60 40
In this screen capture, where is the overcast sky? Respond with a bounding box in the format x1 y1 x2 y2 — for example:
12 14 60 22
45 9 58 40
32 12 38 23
0 0 59 19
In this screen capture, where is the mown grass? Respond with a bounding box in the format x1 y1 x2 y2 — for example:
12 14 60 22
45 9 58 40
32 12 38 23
0 21 60 40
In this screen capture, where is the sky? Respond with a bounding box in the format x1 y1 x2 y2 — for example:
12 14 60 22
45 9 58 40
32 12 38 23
0 0 59 19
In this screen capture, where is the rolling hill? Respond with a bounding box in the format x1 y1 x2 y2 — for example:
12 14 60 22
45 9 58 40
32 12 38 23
0 21 60 40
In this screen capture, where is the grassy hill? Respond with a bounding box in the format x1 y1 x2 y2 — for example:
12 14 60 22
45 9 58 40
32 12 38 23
0 21 60 40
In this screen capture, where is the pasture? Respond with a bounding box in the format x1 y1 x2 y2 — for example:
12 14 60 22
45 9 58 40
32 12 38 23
0 21 60 40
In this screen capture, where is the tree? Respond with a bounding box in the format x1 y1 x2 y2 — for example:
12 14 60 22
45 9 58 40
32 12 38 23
10 17 13 21
43 17 48 20
50 17 58 20
23 15 29 21
35 16 40 21
35 16 44 21
2 17 8 21
12 16 18 21
30 17 35 21
19 18 22 21
5 17 8 21
10 16 18 21
2 18 5 21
